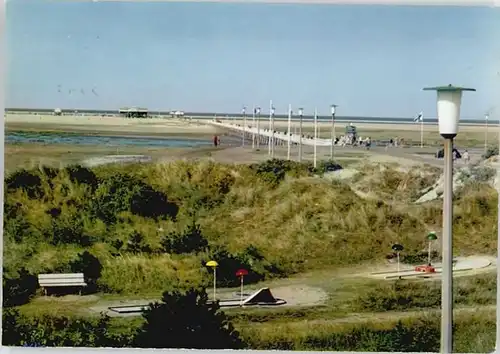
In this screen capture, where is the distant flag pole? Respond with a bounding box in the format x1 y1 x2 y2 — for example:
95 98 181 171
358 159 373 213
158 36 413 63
268 100 273 156
314 108 318 168
414 111 424 148
252 106 256 149
287 104 292 160
256 107 261 149
242 106 247 147
271 104 276 158
485 113 489 154
298 107 304 162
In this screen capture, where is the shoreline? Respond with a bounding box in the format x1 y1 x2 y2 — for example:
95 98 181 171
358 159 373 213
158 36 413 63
5 113 489 136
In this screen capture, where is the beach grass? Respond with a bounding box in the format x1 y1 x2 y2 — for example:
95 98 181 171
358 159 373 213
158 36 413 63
4 133 498 351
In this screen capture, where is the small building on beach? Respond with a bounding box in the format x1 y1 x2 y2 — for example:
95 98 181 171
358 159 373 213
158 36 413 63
119 107 149 118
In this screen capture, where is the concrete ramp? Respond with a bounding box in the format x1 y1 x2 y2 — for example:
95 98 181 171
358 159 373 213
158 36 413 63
219 287 286 308
244 287 282 305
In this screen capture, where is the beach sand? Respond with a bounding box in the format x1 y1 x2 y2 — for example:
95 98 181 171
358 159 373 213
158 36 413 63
5 113 488 135
5 114 221 136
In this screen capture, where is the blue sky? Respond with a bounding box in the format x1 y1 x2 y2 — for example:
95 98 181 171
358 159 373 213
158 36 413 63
6 1 500 118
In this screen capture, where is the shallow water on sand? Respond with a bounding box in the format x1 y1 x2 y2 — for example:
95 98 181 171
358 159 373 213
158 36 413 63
6 132 214 148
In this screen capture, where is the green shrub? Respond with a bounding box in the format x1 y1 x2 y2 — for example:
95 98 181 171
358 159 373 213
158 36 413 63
86 174 178 224
160 223 209 254
134 288 245 349
482 146 498 159
125 231 152 254
249 159 316 186
353 280 441 312
5 169 44 199
352 273 496 312
68 251 103 293
2 309 121 347
2 267 38 307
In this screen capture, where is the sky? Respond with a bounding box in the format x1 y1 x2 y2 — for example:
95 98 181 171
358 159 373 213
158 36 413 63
6 1 500 119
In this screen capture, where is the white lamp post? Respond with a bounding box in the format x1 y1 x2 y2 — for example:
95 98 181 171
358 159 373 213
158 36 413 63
252 106 256 149
314 108 318 168
330 104 338 160
271 105 276 158
485 113 489 154
256 107 261 149
268 101 273 156
242 106 247 147
423 84 475 354
287 104 292 160
298 107 304 162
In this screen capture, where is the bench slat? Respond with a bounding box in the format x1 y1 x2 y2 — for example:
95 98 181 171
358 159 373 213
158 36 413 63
39 273 85 279
39 280 87 284
40 283 87 287
38 273 87 288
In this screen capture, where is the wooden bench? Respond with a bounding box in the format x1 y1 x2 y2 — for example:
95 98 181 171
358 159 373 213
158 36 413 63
38 273 87 295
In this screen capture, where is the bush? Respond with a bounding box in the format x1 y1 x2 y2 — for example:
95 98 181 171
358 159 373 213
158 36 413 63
64 165 99 191
317 159 342 173
482 146 498 159
134 288 245 349
68 251 103 293
353 273 496 312
86 174 178 224
161 223 209 254
353 280 441 312
300 318 440 352
249 159 315 186
48 215 92 247
2 309 121 347
5 169 44 199
3 267 38 307
125 231 152 254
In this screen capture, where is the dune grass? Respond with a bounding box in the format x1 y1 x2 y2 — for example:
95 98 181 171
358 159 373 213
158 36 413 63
4 159 497 294
4 157 498 350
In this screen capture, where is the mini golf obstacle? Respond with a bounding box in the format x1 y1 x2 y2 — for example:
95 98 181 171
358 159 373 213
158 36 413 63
370 256 492 280
218 287 286 308
107 287 286 315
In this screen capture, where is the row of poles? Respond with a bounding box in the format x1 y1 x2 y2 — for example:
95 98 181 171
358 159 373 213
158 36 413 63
239 101 338 167
239 106 491 161
223 85 498 354
239 89 495 354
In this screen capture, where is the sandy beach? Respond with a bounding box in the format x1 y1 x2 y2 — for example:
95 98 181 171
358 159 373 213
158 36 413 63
5 113 488 135
4 114 221 136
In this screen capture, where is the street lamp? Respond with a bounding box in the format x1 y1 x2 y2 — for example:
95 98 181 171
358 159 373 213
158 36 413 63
252 106 256 149
268 101 273 156
242 106 247 147
298 107 304 162
330 104 338 160
270 104 276 158
423 84 475 354
314 108 318 168
256 107 261 149
287 104 292 160
485 113 489 154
